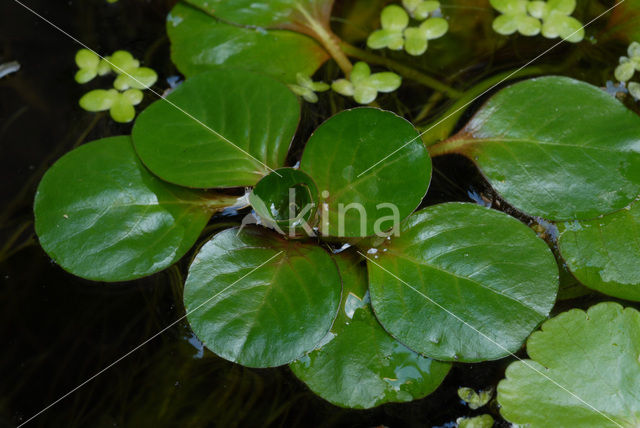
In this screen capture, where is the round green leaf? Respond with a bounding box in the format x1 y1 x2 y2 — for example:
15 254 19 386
615 61 635 82
167 3 328 84
558 199 640 301
290 251 450 409
183 227 342 368
109 50 139 73
75 49 99 70
629 81 640 100
132 69 300 188
34 137 232 282
457 415 495 428
404 27 428 56
300 108 431 238
492 14 519 35
380 5 409 32
420 17 449 40
430 76 640 221
75 69 97 84
516 15 542 36
490 0 526 15
367 29 403 50
109 97 136 123
113 67 158 90
527 0 548 18
249 168 319 234
414 1 440 20
547 0 576 15
498 302 640 427
79 89 117 112
367 203 558 362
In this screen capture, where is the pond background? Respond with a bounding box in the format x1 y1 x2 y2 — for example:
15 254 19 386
0 0 631 426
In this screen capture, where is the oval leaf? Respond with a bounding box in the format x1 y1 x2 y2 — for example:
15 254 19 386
290 251 451 409
183 227 342 367
558 199 640 301
34 137 231 282
132 69 300 188
167 3 329 84
430 76 640 221
367 203 559 362
498 302 640 427
300 108 431 237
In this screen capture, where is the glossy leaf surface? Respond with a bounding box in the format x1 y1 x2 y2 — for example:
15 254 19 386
167 3 328 84
184 0 333 30
498 302 640 427
300 108 431 237
249 168 318 234
34 137 228 282
430 77 640 220
558 200 640 301
132 69 300 188
367 203 558 362
290 251 450 408
183 227 341 368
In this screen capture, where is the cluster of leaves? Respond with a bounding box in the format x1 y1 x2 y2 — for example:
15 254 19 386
490 0 584 42
367 2 449 56
614 41 640 100
34 0 640 425
75 49 158 123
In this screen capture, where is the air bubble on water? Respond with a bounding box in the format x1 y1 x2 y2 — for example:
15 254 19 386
367 248 378 254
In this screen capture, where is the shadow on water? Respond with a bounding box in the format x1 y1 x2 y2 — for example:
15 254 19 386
0 0 632 427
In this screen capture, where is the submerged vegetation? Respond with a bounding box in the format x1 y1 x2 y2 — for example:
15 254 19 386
6 0 640 425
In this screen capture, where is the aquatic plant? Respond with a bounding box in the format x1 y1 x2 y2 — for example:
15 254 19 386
75 49 157 123
490 0 584 42
30 0 640 422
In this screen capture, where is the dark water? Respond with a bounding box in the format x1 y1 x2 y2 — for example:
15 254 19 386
0 0 630 427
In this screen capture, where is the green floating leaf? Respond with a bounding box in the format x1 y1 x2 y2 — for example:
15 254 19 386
79 89 144 123
492 14 519 35
132 69 300 188
541 14 584 43
113 67 158 90
615 60 636 82
420 17 449 40
290 251 450 409
498 302 640 427
167 3 328 84
300 108 430 237
629 81 640 100
75 49 100 84
184 0 332 29
380 5 409 32
430 76 640 221
457 414 495 428
108 50 140 74
413 1 440 20
490 0 527 15
183 227 342 368
367 203 558 362
249 168 319 235
458 387 493 409
558 200 640 301
403 27 428 56
34 137 233 282
547 0 577 16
